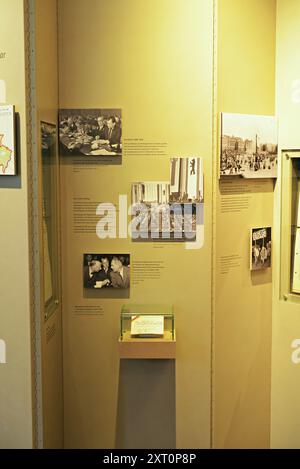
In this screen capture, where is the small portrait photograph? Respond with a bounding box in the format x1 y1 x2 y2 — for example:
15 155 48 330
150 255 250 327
250 227 272 271
59 109 122 163
83 254 130 298
220 113 278 179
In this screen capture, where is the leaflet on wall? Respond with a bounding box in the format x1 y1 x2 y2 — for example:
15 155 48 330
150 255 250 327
220 113 278 179
0 105 16 175
250 227 271 271
59 109 122 164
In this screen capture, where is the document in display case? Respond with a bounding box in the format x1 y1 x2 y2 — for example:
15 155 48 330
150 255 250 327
119 304 176 359
291 164 300 293
130 315 164 337
280 152 300 300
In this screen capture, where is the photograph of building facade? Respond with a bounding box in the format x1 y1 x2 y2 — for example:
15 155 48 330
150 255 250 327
170 157 204 203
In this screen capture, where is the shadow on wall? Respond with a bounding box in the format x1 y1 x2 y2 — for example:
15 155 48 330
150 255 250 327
115 359 176 449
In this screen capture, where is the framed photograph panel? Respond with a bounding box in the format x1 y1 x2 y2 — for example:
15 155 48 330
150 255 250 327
0 105 16 176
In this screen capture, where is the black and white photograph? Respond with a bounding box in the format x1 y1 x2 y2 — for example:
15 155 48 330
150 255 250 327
83 254 130 299
131 181 198 241
220 113 278 179
59 109 122 163
170 157 204 203
250 227 271 271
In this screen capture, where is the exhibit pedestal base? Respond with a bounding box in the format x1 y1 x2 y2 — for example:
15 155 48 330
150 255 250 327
118 334 176 359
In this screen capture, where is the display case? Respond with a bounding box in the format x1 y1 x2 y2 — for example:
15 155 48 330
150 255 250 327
119 304 176 359
280 151 300 302
40 122 60 320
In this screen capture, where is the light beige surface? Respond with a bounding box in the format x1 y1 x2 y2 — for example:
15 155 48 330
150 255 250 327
0 0 33 449
58 0 213 448
271 0 300 449
118 338 176 359
214 0 276 449
35 0 64 448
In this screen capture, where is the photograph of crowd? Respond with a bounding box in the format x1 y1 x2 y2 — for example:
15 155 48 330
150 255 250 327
250 227 271 271
170 157 204 203
59 109 122 161
131 181 197 240
83 254 130 298
220 113 278 179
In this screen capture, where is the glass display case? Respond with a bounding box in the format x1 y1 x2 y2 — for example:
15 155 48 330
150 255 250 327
280 151 300 302
41 122 60 320
119 304 176 359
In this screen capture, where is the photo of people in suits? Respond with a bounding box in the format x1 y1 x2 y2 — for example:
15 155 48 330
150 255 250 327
83 254 130 298
59 109 122 164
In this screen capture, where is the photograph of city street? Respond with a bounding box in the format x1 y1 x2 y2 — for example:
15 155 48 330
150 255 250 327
220 113 278 179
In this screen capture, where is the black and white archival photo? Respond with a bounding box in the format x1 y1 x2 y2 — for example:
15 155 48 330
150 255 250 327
250 227 271 271
170 157 204 203
83 254 130 299
59 109 122 163
131 181 198 241
220 113 278 179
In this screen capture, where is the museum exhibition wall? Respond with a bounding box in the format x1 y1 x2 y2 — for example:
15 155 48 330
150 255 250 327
214 0 276 448
58 0 213 449
1 0 300 450
0 0 34 448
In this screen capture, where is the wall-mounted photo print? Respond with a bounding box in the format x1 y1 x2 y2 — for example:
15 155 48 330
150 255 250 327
83 254 130 299
170 157 204 203
131 184 200 242
59 109 122 163
220 113 278 179
0 105 16 176
250 227 271 271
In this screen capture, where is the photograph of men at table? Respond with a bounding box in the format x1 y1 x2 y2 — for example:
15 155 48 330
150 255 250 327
83 254 130 293
59 109 122 159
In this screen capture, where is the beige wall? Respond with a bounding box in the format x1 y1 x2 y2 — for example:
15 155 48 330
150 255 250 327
58 0 214 449
214 0 276 449
0 0 33 449
271 0 300 449
35 0 64 449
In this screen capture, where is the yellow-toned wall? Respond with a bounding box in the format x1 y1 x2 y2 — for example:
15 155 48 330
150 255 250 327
215 0 276 449
0 0 33 449
271 0 300 449
35 0 64 449
58 0 214 449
